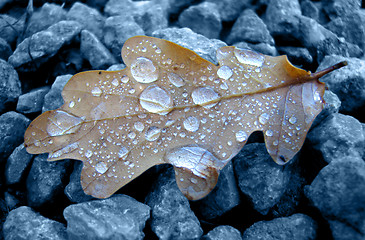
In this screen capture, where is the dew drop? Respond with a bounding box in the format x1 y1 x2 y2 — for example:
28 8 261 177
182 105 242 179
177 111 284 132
121 76 129 83
95 161 108 174
145 126 161 141
183 116 200 132
192 87 220 108
46 111 83 136
235 130 248 142
85 150 93 158
91 87 102 97
265 129 273 137
131 57 159 83
134 122 144 132
128 131 136 139
234 48 264 67
167 72 185 87
139 85 173 115
258 113 270 125
111 78 119 86
69 101 75 108
217 65 233 80
118 147 128 159
288 116 297 124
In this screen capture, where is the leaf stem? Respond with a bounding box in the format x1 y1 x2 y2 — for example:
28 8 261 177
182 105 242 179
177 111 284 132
311 61 348 79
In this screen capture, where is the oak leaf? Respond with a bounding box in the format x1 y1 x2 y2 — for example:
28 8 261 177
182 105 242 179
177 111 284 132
24 36 346 200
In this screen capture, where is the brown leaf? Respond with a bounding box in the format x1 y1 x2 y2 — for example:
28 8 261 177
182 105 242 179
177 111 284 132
24 36 347 200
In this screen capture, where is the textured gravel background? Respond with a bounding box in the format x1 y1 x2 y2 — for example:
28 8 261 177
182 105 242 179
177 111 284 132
1 0 365 239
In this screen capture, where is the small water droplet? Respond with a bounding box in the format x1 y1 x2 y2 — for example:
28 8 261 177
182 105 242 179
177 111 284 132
167 72 185 87
95 161 108 174
91 87 102 97
85 150 93 158
69 101 75 108
258 113 270 125
183 116 200 132
118 147 128 159
145 126 161 141
128 131 136 139
121 76 129 83
192 87 220 108
217 65 233 80
235 130 247 142
289 116 297 124
265 129 273 137
131 57 159 83
134 122 144 132
140 85 173 114
111 78 119 86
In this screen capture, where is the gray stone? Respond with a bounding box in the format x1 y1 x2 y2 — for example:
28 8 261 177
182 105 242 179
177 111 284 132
4 192 19 211
195 162 240 220
65 161 94 203
242 214 317 240
26 154 71 208
106 63 126 71
24 3 67 38
277 46 313 67
312 90 342 128
5 143 33 185
203 225 242 240
317 55 365 114
206 0 249 21
64 194 150 240
0 59 21 113
178 2 222 39
305 157 365 239
0 111 30 163
8 20 81 70
80 30 117 70
133 3 168 35
145 167 203 240
103 15 144 60
42 74 72 112
326 10 365 52
67 2 105 40
0 37 11 60
152 27 226 65
3 206 67 240
322 0 361 20
300 0 320 22
16 86 50 114
0 14 24 45
307 113 364 163
233 42 278 56
233 143 296 215
227 9 274 45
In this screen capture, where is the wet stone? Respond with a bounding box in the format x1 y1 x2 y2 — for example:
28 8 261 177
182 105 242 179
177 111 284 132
0 59 21 113
5 144 33 185
202 225 242 240
0 37 12 60
64 194 150 240
0 14 24 45
3 206 67 240
43 74 72 112
145 167 203 240
16 86 50 114
65 161 94 203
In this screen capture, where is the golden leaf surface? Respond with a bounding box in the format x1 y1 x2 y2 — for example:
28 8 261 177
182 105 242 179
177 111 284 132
24 36 347 200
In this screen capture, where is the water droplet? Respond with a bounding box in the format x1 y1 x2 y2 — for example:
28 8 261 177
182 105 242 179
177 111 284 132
183 116 200 132
95 161 108 174
192 87 220 108
217 65 233 80
134 122 144 132
265 129 273 137
167 72 185 87
273 140 279 146
128 131 136 139
91 87 102 97
234 48 264 67
258 113 270 125
118 147 128 159
220 82 229 90
140 85 173 114
47 111 83 137
145 126 161 141
85 150 93 158
121 76 129 83
111 78 119 86
235 130 248 142
288 116 297 124
69 101 75 108
131 57 159 83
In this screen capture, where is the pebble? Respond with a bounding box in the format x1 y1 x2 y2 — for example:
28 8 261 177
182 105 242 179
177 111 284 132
16 86 50 114
0 59 21 113
5 143 33 185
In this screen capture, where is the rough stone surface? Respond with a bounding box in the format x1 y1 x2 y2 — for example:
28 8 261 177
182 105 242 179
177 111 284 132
322 0 362 20
206 0 249 21
178 2 222 39
301 0 320 22
0 14 24 45
16 86 50 114
26 154 71 208
64 194 150 240
8 20 82 70
5 143 33 185
277 46 313 67
203 225 242 240
305 157 365 240
67 2 105 40
307 113 364 163
0 37 12 60
145 167 203 240
312 90 342 128
227 9 274 45
65 161 94 203
233 143 295 215
242 214 317 240
195 162 240 220
152 27 226 65
103 15 144 60
0 111 30 162
0 59 21 113
42 74 72 112
3 206 67 240
80 30 117 69
317 55 365 114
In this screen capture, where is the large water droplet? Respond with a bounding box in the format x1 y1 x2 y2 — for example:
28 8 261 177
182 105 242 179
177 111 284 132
131 57 159 83
95 161 108 174
167 72 185 87
145 126 161 141
258 113 270 125
91 87 102 97
47 111 83 136
234 48 265 67
134 121 144 132
140 85 173 114
183 116 200 132
217 65 233 80
192 87 220 108
235 130 247 142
